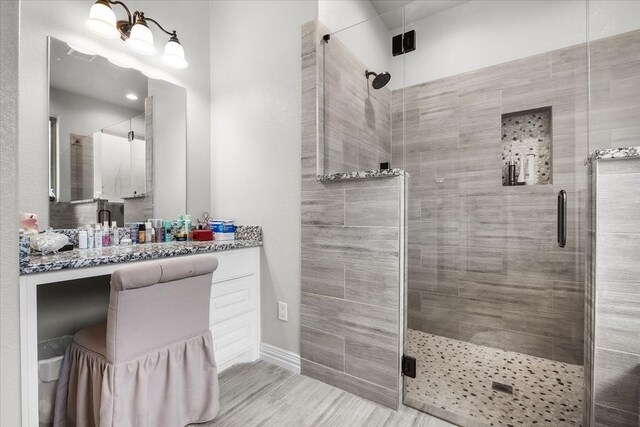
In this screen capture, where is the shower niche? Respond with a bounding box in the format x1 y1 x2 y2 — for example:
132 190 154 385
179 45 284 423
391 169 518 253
501 107 552 186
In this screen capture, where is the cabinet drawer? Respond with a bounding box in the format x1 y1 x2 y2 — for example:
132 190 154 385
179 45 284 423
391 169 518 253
210 275 257 324
210 311 257 368
211 249 257 283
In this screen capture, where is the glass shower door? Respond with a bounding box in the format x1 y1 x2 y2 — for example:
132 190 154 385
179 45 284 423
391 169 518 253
400 1 589 425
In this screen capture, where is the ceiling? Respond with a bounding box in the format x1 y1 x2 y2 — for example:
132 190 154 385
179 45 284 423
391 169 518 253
370 0 469 30
49 37 147 111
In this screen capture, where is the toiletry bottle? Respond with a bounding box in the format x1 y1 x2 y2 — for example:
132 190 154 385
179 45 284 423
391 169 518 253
145 222 152 243
156 224 163 243
185 214 192 240
508 160 516 186
95 224 103 248
525 153 536 185
138 223 146 243
87 225 94 248
102 221 110 247
151 227 156 243
130 223 139 244
517 158 526 185
162 221 172 242
78 229 88 249
111 221 119 246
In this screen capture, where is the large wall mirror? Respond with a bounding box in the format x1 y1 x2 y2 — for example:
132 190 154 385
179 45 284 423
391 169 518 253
48 36 186 228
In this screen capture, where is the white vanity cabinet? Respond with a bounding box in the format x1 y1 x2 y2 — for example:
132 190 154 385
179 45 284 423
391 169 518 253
19 246 261 427
208 247 261 372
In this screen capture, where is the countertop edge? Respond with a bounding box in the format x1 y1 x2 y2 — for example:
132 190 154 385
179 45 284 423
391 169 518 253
20 239 262 275
317 168 405 181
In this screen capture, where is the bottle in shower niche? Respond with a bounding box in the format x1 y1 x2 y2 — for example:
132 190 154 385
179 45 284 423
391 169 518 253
517 157 526 185
111 221 119 246
508 160 516 186
525 153 536 185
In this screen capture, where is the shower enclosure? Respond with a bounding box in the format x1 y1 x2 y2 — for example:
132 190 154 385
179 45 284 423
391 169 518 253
309 1 640 426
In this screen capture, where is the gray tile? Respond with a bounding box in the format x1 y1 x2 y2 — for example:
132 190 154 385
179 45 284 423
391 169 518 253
301 225 399 270
593 404 638 427
344 263 398 309
596 290 640 354
594 348 640 416
345 186 399 227
301 258 345 299
301 359 398 409
344 336 399 391
301 189 345 226
301 292 398 347
300 326 345 372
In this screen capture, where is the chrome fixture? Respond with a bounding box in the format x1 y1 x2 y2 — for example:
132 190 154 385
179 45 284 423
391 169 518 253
85 0 188 69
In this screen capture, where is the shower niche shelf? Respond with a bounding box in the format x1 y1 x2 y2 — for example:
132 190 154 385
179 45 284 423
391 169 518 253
501 107 552 186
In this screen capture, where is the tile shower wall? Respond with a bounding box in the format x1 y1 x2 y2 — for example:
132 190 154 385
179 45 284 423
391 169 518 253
322 30 391 174
393 36 592 365
300 20 405 409
588 158 640 427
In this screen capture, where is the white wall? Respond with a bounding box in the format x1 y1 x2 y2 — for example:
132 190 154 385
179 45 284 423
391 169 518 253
393 0 640 88
210 0 317 355
50 88 143 202
19 0 211 226
1 1 21 424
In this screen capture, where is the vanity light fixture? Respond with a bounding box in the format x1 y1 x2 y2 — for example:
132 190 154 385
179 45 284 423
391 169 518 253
85 0 188 69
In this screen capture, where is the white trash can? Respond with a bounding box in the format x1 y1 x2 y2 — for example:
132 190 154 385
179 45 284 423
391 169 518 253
38 336 73 427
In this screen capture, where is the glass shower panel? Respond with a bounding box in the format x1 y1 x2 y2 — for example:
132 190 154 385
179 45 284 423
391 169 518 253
319 8 403 176
401 1 589 425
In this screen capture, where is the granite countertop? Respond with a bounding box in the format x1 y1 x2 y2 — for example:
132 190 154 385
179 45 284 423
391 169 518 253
69 198 108 205
317 168 405 181
20 226 262 275
590 146 639 162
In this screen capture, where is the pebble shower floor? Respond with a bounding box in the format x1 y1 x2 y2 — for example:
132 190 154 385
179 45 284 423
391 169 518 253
405 329 583 426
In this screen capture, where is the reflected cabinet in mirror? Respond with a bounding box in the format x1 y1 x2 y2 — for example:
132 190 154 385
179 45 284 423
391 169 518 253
48 36 187 228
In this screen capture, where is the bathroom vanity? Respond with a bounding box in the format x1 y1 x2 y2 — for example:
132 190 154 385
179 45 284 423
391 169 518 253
19 230 262 427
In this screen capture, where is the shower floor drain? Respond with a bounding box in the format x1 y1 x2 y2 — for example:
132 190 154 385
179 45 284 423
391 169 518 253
491 381 513 394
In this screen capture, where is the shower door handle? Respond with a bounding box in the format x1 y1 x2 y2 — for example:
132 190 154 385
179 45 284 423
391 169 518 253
558 190 567 248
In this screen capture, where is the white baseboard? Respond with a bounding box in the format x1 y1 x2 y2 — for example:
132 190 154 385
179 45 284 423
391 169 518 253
260 342 301 374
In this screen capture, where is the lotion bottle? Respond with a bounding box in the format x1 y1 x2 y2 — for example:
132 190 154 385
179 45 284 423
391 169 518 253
102 222 110 247
78 229 88 249
87 225 94 248
95 224 103 248
111 221 119 246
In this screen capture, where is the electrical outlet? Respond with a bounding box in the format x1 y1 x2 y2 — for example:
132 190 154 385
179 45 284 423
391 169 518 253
278 301 288 321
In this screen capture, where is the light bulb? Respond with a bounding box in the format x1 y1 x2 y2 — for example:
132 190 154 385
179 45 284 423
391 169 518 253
163 37 188 69
125 21 156 55
85 0 120 39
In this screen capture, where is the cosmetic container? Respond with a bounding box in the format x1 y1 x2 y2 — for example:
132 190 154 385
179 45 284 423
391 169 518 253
155 225 163 243
102 222 110 247
111 221 119 246
120 238 132 245
163 221 173 242
138 223 146 243
129 223 139 244
87 225 94 248
145 222 153 243
95 224 103 248
78 229 88 249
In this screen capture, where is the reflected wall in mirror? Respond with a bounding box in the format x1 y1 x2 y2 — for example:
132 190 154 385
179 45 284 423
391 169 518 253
48 37 187 228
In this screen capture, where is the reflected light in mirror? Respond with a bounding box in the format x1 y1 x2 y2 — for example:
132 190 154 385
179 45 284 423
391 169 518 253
66 43 95 56
85 0 120 39
107 57 132 69
126 93 138 100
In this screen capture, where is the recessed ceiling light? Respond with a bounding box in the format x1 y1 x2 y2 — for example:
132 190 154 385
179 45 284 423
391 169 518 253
126 93 138 100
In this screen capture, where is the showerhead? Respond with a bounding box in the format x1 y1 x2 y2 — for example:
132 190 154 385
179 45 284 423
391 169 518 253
365 70 391 89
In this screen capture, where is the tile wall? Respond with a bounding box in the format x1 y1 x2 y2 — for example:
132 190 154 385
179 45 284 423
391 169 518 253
300 20 405 409
589 158 640 427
